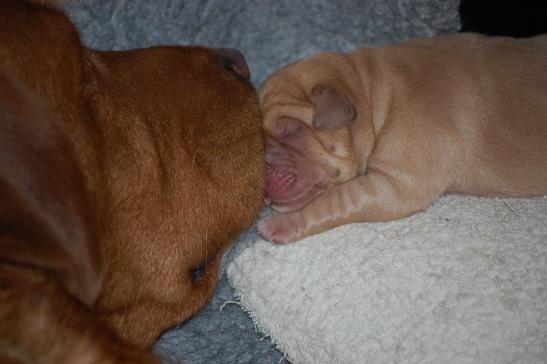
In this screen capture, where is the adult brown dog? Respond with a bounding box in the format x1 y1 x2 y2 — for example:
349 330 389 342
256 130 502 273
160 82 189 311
0 0 264 362
259 33 547 244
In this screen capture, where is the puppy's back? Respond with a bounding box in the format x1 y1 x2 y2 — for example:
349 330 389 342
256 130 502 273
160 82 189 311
377 34 547 195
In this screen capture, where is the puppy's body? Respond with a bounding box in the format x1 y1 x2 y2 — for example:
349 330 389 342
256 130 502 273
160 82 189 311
1 0 264 362
259 33 547 243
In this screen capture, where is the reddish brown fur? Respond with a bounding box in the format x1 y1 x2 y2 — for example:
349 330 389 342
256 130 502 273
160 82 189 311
259 33 547 243
0 0 264 362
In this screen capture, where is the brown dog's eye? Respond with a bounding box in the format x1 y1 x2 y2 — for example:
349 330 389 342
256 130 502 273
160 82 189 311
192 254 219 283
220 57 235 73
192 261 208 283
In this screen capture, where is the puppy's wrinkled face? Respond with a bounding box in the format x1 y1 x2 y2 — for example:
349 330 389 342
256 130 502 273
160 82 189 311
260 56 363 212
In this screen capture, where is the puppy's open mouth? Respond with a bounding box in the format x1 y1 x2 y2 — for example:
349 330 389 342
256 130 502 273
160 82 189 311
266 164 326 211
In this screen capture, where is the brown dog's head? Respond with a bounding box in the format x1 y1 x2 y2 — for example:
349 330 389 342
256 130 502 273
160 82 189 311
83 46 266 344
1 0 264 352
260 52 375 212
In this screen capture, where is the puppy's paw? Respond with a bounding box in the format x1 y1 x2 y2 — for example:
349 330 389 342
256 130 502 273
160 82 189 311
258 214 301 244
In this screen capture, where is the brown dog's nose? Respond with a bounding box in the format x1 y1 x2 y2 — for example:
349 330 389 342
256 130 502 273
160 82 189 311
214 48 251 81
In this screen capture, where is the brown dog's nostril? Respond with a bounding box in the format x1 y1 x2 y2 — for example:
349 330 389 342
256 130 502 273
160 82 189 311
214 47 251 81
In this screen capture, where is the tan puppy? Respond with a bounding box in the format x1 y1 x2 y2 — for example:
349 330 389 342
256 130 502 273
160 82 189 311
1 0 264 362
259 33 547 243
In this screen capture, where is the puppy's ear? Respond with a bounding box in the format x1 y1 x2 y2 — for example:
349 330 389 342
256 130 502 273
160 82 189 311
310 84 356 131
0 70 102 306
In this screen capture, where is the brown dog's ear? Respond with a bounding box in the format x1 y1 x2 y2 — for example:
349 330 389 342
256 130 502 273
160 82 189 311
310 83 357 131
0 70 102 306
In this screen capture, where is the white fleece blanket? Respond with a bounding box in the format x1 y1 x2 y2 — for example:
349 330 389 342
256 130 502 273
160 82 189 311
227 195 547 364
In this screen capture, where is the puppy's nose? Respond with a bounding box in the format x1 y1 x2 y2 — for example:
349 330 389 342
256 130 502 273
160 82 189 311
214 48 251 81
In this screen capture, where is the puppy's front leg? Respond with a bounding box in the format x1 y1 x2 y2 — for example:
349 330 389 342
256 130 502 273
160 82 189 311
259 168 440 243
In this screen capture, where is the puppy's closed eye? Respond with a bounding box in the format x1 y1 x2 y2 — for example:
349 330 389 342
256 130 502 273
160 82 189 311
269 117 305 139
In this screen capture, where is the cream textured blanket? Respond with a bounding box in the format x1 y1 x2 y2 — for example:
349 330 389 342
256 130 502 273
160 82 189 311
228 195 547 363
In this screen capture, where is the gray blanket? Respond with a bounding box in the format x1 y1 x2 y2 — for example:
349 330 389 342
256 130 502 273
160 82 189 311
61 1 460 362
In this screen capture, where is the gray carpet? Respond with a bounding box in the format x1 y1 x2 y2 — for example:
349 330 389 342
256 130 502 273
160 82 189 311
61 1 460 362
